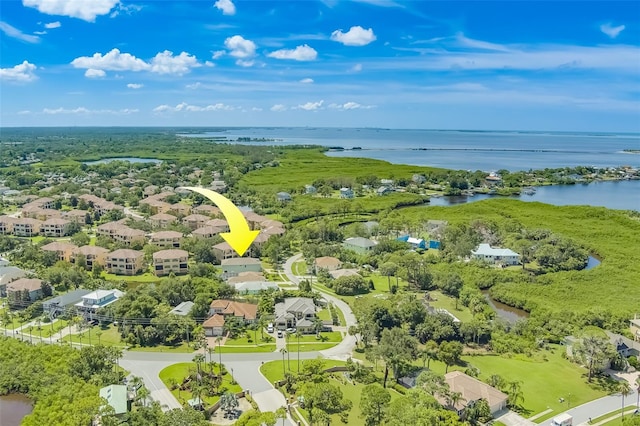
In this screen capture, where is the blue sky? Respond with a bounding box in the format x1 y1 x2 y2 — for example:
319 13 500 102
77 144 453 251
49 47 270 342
1 0 639 131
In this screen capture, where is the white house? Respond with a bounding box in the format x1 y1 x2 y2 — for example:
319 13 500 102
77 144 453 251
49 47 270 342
471 244 520 266
75 289 124 320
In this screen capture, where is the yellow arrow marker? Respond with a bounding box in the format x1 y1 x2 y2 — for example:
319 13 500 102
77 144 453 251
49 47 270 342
182 187 259 256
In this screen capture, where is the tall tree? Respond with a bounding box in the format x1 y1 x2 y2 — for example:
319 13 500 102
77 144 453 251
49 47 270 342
377 328 418 388
573 334 615 382
438 341 463 373
360 384 391 426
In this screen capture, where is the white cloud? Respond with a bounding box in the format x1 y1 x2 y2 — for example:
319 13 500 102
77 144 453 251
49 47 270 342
17 110 32 115
328 101 374 110
297 100 324 111
44 21 61 29
127 83 143 89
85 68 106 78
22 0 120 22
0 61 38 82
268 44 318 61
600 23 626 39
42 107 138 114
153 102 235 112
0 21 40 43
212 50 226 59
251 107 263 111
350 63 363 72
71 48 200 76
455 33 510 52
71 48 149 72
214 0 236 15
110 3 142 18
331 26 376 46
300 78 314 84
33 30 47 35
149 50 200 75
224 35 257 66
186 82 202 89
270 104 287 112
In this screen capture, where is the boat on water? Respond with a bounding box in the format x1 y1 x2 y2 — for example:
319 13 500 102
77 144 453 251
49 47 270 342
523 186 537 195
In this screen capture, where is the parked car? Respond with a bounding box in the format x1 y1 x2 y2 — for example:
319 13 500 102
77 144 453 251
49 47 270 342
277 330 283 338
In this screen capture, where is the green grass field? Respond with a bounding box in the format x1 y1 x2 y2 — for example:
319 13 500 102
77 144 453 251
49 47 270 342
101 272 161 283
292 260 308 276
427 290 474 323
28 319 69 338
260 358 347 383
462 345 610 421
159 362 242 407
62 324 126 347
285 331 342 343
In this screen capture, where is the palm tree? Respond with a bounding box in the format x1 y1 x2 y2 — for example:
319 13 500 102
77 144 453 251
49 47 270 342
619 381 631 419
313 317 324 338
193 354 205 377
507 380 524 408
215 336 223 374
447 391 465 411
296 330 302 372
137 386 150 407
280 347 288 376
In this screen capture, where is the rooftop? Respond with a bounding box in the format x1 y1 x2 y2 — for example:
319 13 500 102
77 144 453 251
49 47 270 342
153 249 188 260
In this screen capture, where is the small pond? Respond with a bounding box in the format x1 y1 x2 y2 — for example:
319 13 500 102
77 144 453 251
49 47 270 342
585 255 601 270
0 394 33 426
481 290 529 324
82 157 162 165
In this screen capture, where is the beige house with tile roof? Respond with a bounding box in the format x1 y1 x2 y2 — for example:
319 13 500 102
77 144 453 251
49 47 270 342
182 214 210 230
152 249 189 276
105 249 144 275
192 226 225 239
12 218 43 237
40 218 72 237
150 231 183 248
192 204 221 217
41 241 78 262
441 371 508 416
212 241 238 261
7 278 44 304
205 218 229 231
113 227 146 246
0 216 15 234
149 213 177 229
73 245 110 270
65 209 89 223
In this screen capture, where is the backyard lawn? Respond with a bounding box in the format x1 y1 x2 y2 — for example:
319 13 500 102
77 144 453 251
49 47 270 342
27 319 69 338
427 290 474 323
159 362 242 407
62 324 126 347
462 345 611 422
260 359 347 383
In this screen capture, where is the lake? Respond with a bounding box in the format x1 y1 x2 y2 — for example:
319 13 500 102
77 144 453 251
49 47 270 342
426 179 640 211
0 394 33 426
83 157 162 165
178 128 640 171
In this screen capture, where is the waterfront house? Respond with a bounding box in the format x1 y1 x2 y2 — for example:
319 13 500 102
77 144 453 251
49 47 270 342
149 213 177 229
182 214 210 230
99 384 130 417
276 192 292 202
440 371 508 417
339 188 354 199
314 256 342 273
43 289 92 318
228 271 265 284
412 174 427 184
41 241 78 262
152 249 189 276
40 218 72 237
7 278 44 305
397 235 427 250
149 230 183 248
343 237 377 254
12 218 43 237
221 257 262 279
471 244 520 266
105 249 144 276
75 289 124 320
73 245 110 270
376 186 393 196
305 184 317 194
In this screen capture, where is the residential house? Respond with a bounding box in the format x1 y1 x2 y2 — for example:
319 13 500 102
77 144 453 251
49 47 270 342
343 237 377 254
329 269 361 279
12 218 43 237
412 174 427 184
75 289 124 320
210 180 227 192
0 265 27 297
169 301 195 316
149 213 177 229
96 221 121 238
7 278 44 305
113 227 146 246
206 218 230 231
43 289 92 318
40 218 72 237
93 200 124 217
339 188 354 199
251 232 271 250
305 184 317 194
191 226 225 239
604 331 640 358
152 249 189 276
212 242 238 262
274 297 316 333
150 231 183 248
0 215 15 234
631 315 640 343
41 241 78 262
228 271 265 285
471 244 520 266
221 257 262 279
169 204 191 217
99 385 130 417
441 371 508 416
314 256 342 273
73 245 110 270
139 199 172 214
105 249 144 276
243 212 268 229
65 209 89 224
376 186 393 196
380 179 394 187
204 300 258 337
261 226 286 238
276 192 292 202
397 235 427 250
235 281 280 295
192 204 221 217
182 214 210 230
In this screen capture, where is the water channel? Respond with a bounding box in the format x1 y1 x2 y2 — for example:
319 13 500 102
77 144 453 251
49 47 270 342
0 394 33 426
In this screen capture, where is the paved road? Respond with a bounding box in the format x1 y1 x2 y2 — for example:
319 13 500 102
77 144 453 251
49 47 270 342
283 253 303 285
560 388 639 426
